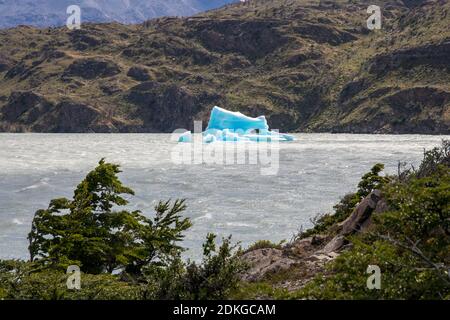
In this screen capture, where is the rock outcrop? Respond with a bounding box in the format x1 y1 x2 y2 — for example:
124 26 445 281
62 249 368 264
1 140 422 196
341 190 383 235
0 91 120 133
241 190 389 289
64 59 121 80
127 67 151 82
193 19 288 60
125 81 218 132
367 41 450 76
0 54 14 72
1 91 52 124
321 190 387 253
241 248 297 282
42 102 105 133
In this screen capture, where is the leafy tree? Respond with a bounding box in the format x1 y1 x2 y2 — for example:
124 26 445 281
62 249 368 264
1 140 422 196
416 140 449 178
28 159 191 275
356 163 389 199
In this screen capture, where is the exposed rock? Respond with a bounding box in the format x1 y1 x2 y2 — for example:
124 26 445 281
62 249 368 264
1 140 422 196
223 55 251 70
0 54 15 72
374 197 389 214
241 248 297 282
69 30 105 51
310 251 340 262
193 19 288 59
0 1 449 133
240 189 390 289
331 86 450 134
42 101 104 133
41 48 66 61
240 190 390 289
125 82 216 132
64 59 121 80
1 91 53 124
288 235 328 257
294 23 357 46
285 51 321 67
4 61 29 79
241 234 336 287
127 66 150 81
319 190 388 253
368 41 450 76
341 190 382 235
320 235 347 254
339 79 368 103
100 83 122 96
0 92 116 133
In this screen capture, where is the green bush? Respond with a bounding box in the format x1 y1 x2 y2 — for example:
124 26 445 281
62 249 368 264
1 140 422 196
137 234 248 300
295 142 450 300
0 260 141 300
180 234 248 300
244 240 286 253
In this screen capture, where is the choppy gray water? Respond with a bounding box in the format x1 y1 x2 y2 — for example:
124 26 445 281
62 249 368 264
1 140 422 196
0 133 447 261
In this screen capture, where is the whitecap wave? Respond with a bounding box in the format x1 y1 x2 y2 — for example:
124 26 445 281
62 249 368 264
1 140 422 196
17 178 50 192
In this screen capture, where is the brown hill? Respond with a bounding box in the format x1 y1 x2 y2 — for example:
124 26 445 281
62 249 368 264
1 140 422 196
0 0 449 133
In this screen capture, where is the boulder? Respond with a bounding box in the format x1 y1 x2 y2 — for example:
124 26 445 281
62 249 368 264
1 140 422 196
241 248 297 282
341 190 383 235
320 235 346 254
319 190 388 253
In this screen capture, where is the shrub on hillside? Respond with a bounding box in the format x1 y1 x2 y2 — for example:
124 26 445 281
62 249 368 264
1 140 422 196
295 141 450 299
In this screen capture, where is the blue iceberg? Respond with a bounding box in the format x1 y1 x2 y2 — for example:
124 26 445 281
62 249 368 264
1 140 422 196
178 106 294 143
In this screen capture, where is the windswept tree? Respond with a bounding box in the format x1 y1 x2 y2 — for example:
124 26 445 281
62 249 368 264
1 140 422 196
28 159 192 275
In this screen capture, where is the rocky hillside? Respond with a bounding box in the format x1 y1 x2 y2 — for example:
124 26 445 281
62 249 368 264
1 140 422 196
240 189 386 292
0 0 449 133
0 0 236 28
237 141 449 299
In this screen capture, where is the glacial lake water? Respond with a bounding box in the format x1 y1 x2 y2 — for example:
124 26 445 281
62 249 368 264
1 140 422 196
0 133 448 261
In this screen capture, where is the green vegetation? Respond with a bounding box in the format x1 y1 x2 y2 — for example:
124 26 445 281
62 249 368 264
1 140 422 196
296 158 449 299
244 240 286 253
235 141 449 300
0 159 246 300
